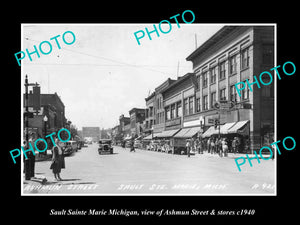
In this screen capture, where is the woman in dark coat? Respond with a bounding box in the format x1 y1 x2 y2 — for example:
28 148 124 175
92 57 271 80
50 139 65 181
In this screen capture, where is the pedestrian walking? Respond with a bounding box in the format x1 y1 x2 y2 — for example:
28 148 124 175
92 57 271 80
50 138 65 181
186 139 191 157
222 138 228 157
210 138 215 154
207 138 211 153
130 139 135 152
232 137 237 154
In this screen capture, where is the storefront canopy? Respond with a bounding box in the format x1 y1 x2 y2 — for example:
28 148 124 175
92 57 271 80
227 120 249 135
155 129 180 138
219 122 236 134
124 135 132 141
202 125 222 138
173 128 190 138
174 127 200 138
143 133 159 140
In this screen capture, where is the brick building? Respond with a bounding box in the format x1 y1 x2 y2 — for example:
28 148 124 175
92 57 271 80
186 25 275 152
24 92 66 137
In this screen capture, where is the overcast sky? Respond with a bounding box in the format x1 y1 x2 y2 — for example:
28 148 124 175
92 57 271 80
22 24 223 130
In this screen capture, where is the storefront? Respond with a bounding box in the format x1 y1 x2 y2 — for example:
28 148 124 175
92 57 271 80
201 120 250 153
173 126 200 154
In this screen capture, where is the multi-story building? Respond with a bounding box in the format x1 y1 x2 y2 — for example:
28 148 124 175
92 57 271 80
158 73 197 137
119 114 130 138
25 91 66 137
82 127 100 142
144 92 156 136
186 25 275 152
153 78 176 134
129 108 146 138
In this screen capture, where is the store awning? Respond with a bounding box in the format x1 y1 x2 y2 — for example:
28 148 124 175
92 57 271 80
202 125 222 138
124 135 132 141
227 120 249 135
156 129 180 138
173 128 190 138
143 134 152 140
142 133 159 140
220 122 236 134
183 127 201 138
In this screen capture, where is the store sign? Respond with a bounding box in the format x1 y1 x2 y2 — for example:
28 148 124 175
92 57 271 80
165 117 181 127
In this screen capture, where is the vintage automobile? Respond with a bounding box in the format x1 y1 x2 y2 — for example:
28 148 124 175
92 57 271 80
98 139 113 154
64 141 78 155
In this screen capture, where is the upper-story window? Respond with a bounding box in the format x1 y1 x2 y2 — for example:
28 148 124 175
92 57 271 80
241 47 250 69
229 55 237 74
202 71 208 88
219 61 226 80
210 66 216 84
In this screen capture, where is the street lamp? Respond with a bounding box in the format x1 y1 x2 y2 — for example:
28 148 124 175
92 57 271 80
43 115 48 135
43 115 48 156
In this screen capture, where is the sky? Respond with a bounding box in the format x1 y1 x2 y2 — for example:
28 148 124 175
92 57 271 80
22 24 223 130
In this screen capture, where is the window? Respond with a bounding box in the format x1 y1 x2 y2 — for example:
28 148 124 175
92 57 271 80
203 95 208 110
196 75 200 90
241 81 249 100
196 98 201 112
171 104 175 119
219 61 226 80
165 106 170 120
189 97 194 115
184 98 189 115
230 85 237 102
241 48 250 69
211 92 216 108
263 45 274 65
229 55 237 74
220 88 226 101
210 67 216 84
202 72 208 88
176 101 182 117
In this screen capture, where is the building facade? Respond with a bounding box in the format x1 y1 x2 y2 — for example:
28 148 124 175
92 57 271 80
25 92 66 137
129 108 146 138
153 78 176 134
186 25 275 152
144 92 156 136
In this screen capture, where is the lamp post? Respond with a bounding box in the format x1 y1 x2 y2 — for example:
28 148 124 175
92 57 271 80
24 75 40 180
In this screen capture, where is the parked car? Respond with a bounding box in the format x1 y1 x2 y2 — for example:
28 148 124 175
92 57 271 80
98 139 113 154
64 141 78 155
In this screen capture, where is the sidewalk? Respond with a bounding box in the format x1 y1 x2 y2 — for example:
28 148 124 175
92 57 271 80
192 151 273 159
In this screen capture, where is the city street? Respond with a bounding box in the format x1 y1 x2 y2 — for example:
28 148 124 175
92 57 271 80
23 143 275 195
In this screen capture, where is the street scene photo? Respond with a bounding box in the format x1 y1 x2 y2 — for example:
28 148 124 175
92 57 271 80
21 24 275 195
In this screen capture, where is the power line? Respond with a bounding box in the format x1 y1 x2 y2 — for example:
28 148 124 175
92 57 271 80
23 36 184 76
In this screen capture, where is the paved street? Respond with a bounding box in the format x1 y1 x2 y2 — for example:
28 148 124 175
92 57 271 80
23 143 275 195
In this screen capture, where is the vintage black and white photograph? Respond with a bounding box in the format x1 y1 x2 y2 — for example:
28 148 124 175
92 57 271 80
21 23 276 195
